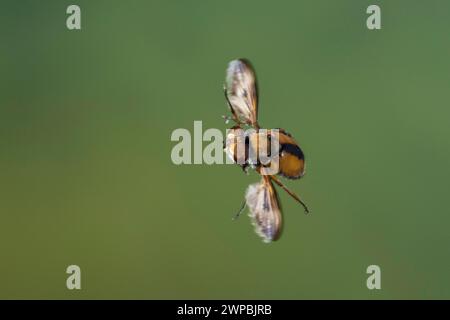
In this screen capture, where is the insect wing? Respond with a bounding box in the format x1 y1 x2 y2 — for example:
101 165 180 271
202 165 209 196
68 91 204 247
225 59 258 126
245 177 282 242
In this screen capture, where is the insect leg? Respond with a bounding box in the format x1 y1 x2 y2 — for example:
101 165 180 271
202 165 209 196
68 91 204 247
241 164 249 175
270 175 310 214
232 198 247 220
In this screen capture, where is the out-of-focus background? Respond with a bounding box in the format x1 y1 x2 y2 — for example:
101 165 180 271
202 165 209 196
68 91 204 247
1 0 450 299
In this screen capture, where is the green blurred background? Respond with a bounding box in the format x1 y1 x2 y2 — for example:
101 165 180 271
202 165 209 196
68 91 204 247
1 0 450 299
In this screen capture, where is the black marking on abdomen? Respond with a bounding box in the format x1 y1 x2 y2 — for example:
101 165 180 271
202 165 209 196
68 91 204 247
281 143 304 160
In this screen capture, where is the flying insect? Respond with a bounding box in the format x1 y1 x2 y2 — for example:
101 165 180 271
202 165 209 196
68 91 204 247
223 58 309 243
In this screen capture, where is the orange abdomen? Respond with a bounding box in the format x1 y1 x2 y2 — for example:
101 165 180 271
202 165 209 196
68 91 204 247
277 130 305 179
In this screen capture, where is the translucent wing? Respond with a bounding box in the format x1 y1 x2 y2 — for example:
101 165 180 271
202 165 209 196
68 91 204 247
225 59 259 127
245 177 282 242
